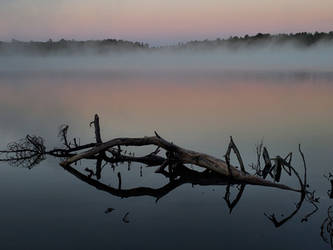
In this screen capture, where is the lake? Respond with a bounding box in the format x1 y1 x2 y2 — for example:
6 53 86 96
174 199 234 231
0 50 333 249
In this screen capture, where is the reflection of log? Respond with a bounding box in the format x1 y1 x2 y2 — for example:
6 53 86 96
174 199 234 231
62 162 241 201
62 164 185 200
60 133 299 192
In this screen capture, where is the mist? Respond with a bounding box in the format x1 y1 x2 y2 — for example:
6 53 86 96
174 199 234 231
1 41 332 77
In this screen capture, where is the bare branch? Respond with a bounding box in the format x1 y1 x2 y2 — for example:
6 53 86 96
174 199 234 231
0 135 46 169
90 114 102 144
58 125 70 149
225 136 246 174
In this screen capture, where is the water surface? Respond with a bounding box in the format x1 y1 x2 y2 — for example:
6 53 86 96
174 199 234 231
0 54 333 249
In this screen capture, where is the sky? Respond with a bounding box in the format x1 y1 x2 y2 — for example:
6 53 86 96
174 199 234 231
1 0 333 45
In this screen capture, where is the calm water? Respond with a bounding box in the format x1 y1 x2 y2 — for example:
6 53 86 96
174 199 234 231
0 54 333 249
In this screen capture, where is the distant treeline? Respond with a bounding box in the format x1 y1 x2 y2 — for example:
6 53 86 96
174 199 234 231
1 31 333 55
0 38 149 55
172 31 333 50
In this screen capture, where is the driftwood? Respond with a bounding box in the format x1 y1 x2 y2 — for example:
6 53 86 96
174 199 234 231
60 134 299 191
57 116 300 192
0 114 322 227
0 114 306 193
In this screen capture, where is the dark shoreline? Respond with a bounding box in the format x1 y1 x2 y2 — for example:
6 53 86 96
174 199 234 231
1 31 333 55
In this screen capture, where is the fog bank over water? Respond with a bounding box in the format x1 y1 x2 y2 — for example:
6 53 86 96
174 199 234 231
1 42 333 74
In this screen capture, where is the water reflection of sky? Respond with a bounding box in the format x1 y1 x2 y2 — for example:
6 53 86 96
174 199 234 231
0 68 333 249
0 71 332 164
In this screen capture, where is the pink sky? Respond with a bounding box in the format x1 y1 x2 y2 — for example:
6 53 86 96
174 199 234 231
1 0 333 45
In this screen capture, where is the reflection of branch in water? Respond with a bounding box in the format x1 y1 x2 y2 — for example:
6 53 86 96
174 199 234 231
253 144 319 227
319 173 333 248
265 191 306 228
321 206 333 248
122 212 130 223
104 208 115 214
301 190 319 223
224 184 246 214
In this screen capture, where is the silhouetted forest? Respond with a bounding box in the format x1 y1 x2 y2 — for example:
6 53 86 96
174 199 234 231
172 31 333 50
1 31 332 55
0 38 149 55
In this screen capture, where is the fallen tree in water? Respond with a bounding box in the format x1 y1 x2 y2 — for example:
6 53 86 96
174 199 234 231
0 114 307 193
1 114 321 226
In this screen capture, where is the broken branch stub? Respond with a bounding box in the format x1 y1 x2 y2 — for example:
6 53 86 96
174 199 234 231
90 114 102 144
